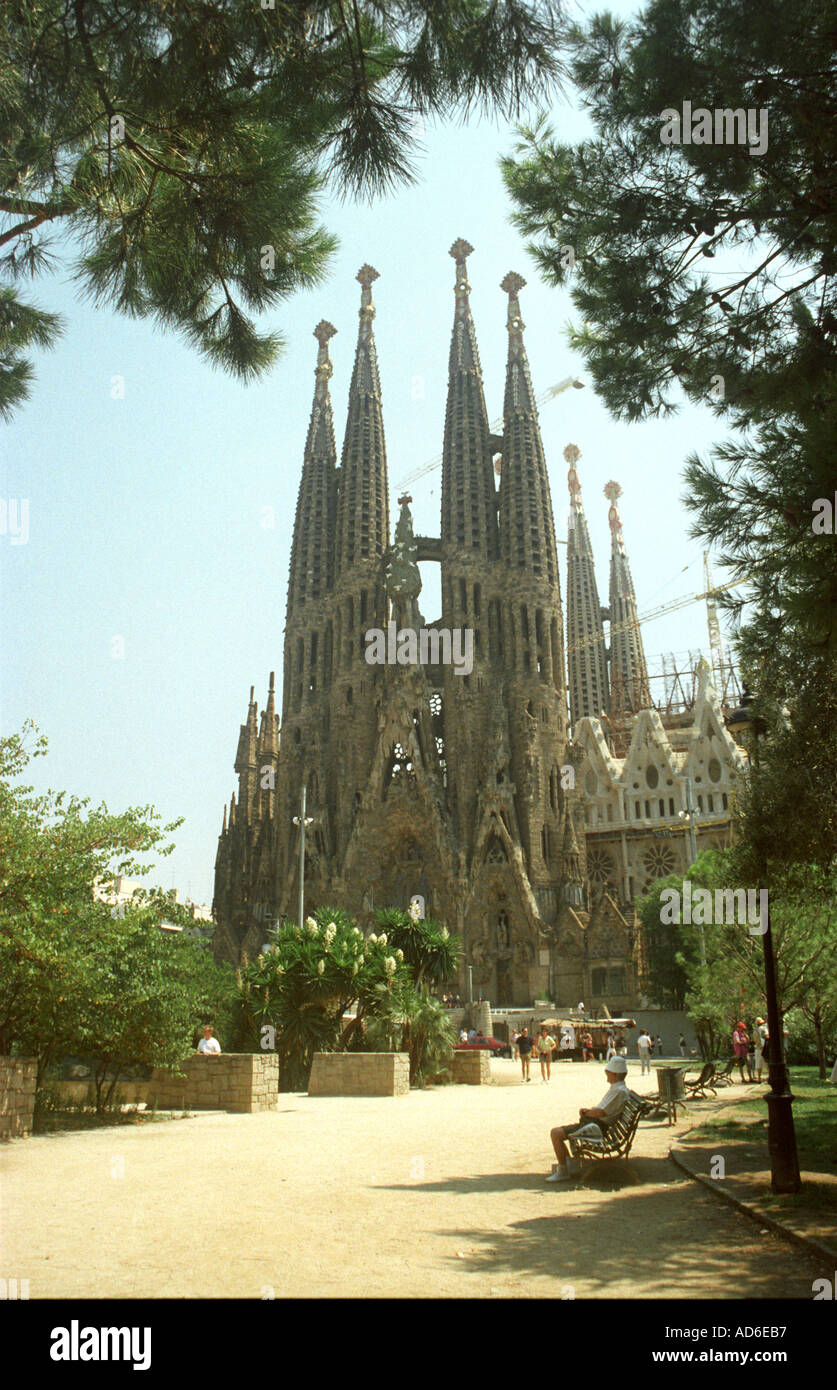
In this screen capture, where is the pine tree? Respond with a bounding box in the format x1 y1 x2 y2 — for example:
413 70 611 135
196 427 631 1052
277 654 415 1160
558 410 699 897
503 0 837 866
0 0 564 418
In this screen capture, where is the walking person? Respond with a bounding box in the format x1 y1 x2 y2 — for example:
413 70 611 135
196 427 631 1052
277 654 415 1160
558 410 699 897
637 1028 652 1075
754 1017 767 1082
605 1032 617 1061
518 1027 533 1082
732 1021 750 1082
679 1033 687 1058
537 1025 556 1082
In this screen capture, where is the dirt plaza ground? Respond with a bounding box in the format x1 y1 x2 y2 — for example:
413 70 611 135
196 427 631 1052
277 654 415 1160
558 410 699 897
2 1058 830 1299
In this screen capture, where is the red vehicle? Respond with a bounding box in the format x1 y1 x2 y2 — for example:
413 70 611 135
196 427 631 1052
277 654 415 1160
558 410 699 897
454 1035 512 1059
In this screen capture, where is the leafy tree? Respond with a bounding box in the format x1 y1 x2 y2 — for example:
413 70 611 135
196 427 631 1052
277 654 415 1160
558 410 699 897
1 0 564 417
75 907 236 1112
0 723 236 1107
649 848 837 1060
0 722 179 1076
637 873 689 1009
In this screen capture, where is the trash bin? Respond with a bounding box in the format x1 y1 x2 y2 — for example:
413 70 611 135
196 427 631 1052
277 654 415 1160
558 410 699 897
656 1065 687 1123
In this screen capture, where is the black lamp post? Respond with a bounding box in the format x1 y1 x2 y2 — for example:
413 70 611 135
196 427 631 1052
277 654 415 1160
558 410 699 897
726 688 801 1194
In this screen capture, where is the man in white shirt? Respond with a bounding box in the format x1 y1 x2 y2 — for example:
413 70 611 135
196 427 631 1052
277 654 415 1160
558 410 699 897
546 1056 630 1181
197 1024 221 1054
637 1028 652 1075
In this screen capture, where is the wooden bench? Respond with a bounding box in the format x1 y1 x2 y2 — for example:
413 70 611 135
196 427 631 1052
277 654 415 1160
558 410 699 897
684 1061 717 1098
567 1090 644 1170
713 1057 737 1087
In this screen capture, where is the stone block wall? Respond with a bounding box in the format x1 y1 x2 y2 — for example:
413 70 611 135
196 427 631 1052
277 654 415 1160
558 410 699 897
308 1052 410 1097
147 1053 278 1112
0 1057 37 1140
450 1049 491 1085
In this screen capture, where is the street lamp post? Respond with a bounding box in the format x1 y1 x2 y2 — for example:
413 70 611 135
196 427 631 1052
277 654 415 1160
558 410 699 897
468 964 474 1003
679 777 705 963
726 689 801 1195
292 785 314 927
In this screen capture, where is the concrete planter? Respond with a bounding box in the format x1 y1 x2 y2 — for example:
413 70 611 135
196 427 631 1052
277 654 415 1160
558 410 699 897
308 1052 410 1097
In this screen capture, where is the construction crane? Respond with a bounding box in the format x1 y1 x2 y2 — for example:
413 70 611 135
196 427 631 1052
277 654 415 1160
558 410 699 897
395 375 585 491
565 572 749 658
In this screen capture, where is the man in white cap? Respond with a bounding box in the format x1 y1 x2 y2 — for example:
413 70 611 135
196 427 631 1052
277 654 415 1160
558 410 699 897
546 1055 630 1182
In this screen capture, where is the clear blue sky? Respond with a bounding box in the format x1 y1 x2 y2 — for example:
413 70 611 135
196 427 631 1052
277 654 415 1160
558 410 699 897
1 0 739 905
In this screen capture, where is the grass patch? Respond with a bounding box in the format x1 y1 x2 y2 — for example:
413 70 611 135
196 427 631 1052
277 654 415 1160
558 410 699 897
686 1068 837 1212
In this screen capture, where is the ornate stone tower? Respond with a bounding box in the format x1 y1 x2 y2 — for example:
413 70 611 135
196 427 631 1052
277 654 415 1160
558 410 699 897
214 247 659 1011
565 443 609 729
605 480 651 719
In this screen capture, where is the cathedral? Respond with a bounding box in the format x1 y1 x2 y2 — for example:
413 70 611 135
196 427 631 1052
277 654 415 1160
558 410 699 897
212 240 747 1010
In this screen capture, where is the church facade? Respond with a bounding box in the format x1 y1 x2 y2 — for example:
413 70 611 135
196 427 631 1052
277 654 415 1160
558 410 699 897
211 242 746 1011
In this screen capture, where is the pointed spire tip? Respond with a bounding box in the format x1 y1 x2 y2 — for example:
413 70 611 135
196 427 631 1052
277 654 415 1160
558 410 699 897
501 271 527 296
450 238 474 264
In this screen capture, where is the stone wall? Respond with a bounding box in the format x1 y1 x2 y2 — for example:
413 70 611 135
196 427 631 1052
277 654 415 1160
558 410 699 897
450 1049 491 1085
147 1054 278 1112
0 1057 37 1140
308 1052 409 1097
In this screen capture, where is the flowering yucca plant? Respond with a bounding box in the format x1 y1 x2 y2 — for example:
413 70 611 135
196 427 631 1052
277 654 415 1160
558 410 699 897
374 908 461 990
235 906 411 1090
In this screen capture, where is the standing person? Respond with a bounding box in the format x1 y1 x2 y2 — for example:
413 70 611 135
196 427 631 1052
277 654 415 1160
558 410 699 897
655 1034 664 1057
197 1024 221 1054
605 1032 616 1061
732 1021 750 1082
637 1029 652 1075
753 1018 767 1081
537 1025 556 1082
746 1026 757 1082
546 1056 630 1182
679 1033 687 1058
518 1027 533 1082
581 1030 594 1062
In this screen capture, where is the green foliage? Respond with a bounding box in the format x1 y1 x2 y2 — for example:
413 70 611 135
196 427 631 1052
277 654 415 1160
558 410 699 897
234 906 414 1090
0 0 563 415
0 723 236 1109
374 906 461 989
366 989 456 1086
636 873 689 1009
503 0 837 876
234 903 462 1088
641 847 837 1060
784 1007 837 1072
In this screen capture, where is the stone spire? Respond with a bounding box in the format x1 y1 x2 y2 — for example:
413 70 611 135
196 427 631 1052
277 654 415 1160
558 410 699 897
497 272 559 586
605 481 651 716
335 265 390 576
286 322 338 616
234 686 259 819
565 444 609 726
441 238 498 558
258 671 279 759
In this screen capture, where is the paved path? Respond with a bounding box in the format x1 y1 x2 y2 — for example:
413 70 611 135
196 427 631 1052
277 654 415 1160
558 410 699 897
1 1060 829 1298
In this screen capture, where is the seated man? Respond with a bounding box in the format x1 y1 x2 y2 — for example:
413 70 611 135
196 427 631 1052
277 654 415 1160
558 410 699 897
546 1055 629 1182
